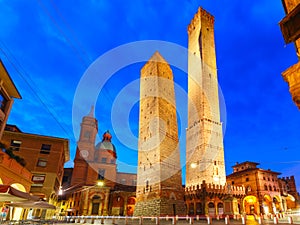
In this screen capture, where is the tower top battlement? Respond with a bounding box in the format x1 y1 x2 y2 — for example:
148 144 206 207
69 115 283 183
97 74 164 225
187 7 214 34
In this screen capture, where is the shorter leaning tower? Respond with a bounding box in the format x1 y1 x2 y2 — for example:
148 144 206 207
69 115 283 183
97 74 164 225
134 52 186 216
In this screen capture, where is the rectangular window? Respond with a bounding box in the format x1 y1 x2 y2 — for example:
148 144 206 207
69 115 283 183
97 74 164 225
10 140 22 151
101 158 107 163
37 158 47 167
246 177 249 182
40 144 51 154
31 174 46 187
98 169 105 180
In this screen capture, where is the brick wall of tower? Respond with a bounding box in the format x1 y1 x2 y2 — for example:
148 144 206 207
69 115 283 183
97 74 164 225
135 52 185 216
186 8 226 187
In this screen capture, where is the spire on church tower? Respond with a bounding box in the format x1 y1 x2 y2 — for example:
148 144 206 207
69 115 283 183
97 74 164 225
88 105 95 117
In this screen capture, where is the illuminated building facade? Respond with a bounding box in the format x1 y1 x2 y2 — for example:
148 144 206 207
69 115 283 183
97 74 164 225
61 109 137 216
280 0 300 109
227 162 299 215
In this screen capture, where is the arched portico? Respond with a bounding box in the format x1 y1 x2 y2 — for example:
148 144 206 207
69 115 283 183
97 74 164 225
243 195 259 215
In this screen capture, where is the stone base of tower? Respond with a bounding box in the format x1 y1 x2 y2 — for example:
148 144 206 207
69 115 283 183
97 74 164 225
134 198 186 216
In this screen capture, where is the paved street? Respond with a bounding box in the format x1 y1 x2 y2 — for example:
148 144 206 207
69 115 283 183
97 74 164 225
57 215 300 225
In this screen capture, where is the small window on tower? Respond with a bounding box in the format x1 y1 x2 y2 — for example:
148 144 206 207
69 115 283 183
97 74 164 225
145 180 149 192
101 158 107 163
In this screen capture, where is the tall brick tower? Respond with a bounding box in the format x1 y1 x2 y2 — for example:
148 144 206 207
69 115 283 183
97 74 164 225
186 8 226 187
134 52 186 216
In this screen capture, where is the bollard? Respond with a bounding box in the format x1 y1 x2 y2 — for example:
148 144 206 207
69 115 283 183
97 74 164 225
241 215 245 225
207 216 211 224
216 215 220 220
288 216 293 224
139 216 143 225
156 216 160 225
112 216 114 224
166 215 169 221
258 216 262 224
273 216 278 224
101 216 104 224
189 217 194 224
176 215 179 221
186 215 189 221
196 215 199 221
225 216 230 224
172 217 176 225
125 216 128 225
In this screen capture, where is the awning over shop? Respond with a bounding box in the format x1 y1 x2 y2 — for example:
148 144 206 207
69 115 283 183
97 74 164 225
0 185 40 202
7 201 56 209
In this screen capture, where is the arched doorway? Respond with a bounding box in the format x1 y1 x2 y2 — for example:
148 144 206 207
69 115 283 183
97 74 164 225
217 202 224 216
196 202 202 215
243 196 258 215
188 203 194 215
208 202 215 216
91 195 101 215
112 196 124 216
126 197 135 216
285 194 296 210
273 196 281 213
10 183 26 220
263 195 272 214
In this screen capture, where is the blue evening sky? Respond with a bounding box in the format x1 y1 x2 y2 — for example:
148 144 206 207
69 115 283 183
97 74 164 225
0 0 299 189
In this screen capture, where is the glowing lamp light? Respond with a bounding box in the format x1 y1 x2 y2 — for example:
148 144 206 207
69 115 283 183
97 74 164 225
58 186 63 195
191 163 197 168
97 180 104 187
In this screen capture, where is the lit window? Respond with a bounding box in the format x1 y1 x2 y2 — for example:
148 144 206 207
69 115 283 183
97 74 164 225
31 174 46 187
10 140 22 151
40 144 51 154
37 158 47 167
